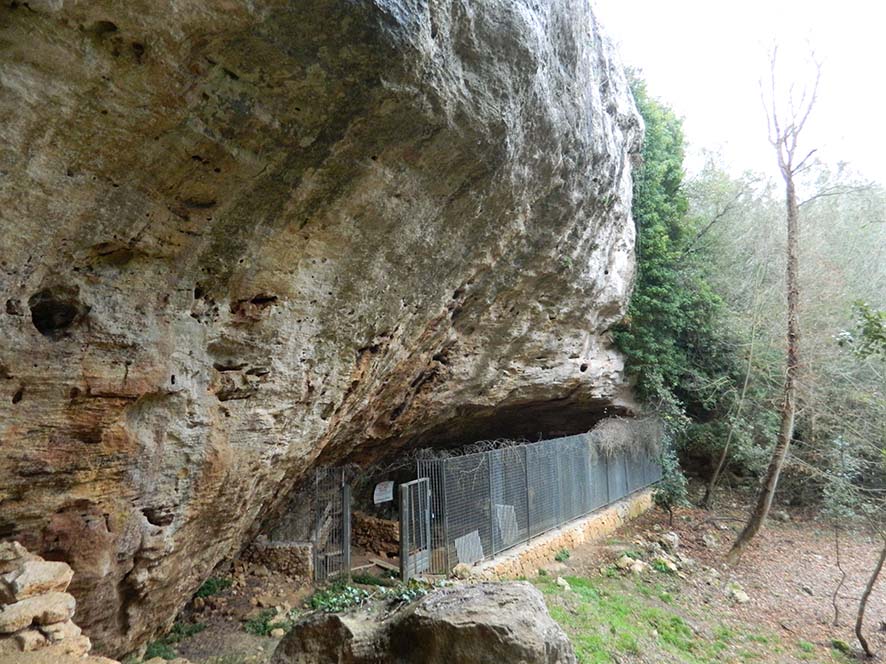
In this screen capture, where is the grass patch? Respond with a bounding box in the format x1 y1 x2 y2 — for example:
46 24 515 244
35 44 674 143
534 574 784 664
555 548 571 562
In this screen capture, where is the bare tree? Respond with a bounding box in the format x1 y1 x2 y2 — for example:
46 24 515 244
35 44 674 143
727 49 821 564
856 530 886 658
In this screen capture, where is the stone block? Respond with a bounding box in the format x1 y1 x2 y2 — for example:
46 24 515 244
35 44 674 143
0 593 76 634
1 560 74 602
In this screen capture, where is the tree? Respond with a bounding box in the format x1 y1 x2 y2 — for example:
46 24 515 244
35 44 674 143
844 302 886 658
727 49 821 564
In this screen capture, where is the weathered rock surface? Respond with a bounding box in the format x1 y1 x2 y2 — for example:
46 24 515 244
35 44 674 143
273 582 576 664
0 0 641 655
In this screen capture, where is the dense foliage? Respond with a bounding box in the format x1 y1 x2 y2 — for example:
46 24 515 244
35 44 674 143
614 79 742 510
616 78 886 513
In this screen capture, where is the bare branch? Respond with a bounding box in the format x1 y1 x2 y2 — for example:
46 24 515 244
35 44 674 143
799 184 871 208
793 148 817 172
680 186 748 258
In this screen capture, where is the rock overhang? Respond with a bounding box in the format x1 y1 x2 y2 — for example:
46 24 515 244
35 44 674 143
0 0 642 655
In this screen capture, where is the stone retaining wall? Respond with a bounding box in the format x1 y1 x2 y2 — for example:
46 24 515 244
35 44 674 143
352 512 399 558
0 542 95 661
474 489 653 579
242 542 314 579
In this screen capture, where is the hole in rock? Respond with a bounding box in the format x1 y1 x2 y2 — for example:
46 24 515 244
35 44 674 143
91 20 118 36
249 294 278 306
580 363 588 372
12 386 24 404
141 506 174 527
28 287 86 340
5 299 23 316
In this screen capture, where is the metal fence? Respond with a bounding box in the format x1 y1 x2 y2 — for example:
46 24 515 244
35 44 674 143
311 466 351 582
414 434 661 575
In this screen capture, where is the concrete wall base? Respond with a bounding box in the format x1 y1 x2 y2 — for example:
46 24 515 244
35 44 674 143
472 489 653 579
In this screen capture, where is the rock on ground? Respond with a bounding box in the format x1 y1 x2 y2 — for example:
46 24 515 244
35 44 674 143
273 582 576 664
0 0 641 655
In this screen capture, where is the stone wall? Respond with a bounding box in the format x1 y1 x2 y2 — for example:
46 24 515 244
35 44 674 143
473 490 653 579
241 542 313 580
0 542 97 661
352 512 399 559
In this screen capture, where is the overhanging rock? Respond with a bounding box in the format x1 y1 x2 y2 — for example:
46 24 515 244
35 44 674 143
0 0 641 655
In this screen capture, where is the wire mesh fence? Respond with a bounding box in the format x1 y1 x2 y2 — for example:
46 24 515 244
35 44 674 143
399 478 432 581
416 433 661 575
311 466 351 582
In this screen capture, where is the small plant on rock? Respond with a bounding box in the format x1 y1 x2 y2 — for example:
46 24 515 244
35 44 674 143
554 548 571 562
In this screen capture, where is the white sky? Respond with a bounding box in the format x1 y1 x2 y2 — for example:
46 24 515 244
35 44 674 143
594 0 886 184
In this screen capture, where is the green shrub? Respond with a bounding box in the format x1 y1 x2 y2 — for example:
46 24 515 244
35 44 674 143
195 577 232 598
554 548 571 562
166 621 206 641
142 620 206 660
242 608 299 636
143 641 177 660
380 580 429 604
309 584 371 613
351 571 396 587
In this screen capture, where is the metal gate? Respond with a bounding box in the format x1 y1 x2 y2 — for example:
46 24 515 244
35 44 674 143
312 467 351 582
399 478 431 581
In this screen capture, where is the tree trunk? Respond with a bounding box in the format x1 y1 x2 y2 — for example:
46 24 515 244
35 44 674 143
855 537 886 658
832 525 846 626
727 175 800 565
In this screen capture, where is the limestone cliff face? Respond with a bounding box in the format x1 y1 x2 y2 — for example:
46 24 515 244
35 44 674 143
0 0 641 655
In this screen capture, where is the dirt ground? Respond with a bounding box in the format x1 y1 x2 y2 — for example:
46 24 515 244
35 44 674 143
556 495 886 662
147 496 885 663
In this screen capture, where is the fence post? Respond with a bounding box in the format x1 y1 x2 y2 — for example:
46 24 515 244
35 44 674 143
488 453 496 557
441 461 451 573
342 482 351 581
399 484 410 582
525 445 531 542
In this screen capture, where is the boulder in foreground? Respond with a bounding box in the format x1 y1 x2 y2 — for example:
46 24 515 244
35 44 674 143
272 582 576 664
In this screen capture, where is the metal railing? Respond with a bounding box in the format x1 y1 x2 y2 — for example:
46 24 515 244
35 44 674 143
415 434 661 575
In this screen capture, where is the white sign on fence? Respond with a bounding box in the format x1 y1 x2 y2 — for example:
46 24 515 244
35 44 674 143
373 481 394 504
